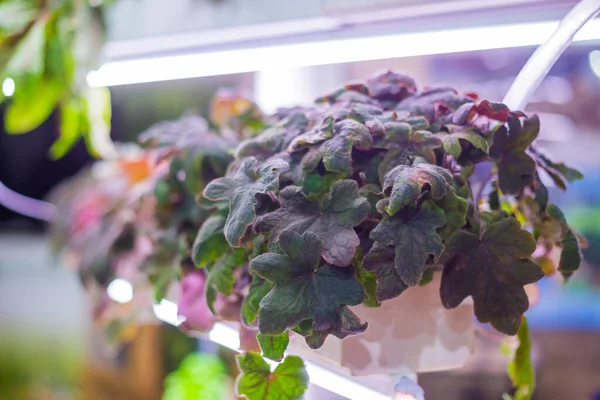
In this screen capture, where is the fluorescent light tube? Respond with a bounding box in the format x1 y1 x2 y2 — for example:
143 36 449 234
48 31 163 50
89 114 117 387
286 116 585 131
88 19 600 87
208 322 391 400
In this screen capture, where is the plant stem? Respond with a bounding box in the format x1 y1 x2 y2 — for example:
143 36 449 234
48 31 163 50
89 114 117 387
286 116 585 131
473 170 495 211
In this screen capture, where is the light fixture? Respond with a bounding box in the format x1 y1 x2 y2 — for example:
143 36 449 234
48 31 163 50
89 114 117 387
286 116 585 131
153 299 186 326
590 50 600 77
207 322 391 400
87 19 600 87
106 278 134 304
2 77 15 97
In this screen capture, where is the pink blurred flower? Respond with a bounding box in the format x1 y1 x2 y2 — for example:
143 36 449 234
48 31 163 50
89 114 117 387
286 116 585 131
178 270 218 333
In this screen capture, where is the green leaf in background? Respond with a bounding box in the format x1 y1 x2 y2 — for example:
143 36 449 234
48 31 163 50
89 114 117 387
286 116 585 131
546 204 582 280
4 16 46 78
504 317 535 400
257 331 289 362
50 96 85 159
205 248 247 313
236 352 309 400
5 78 64 134
0 1 37 37
163 353 228 400
83 86 114 158
251 230 364 336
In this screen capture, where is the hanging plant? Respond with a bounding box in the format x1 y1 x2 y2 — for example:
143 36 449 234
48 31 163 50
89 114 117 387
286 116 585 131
52 71 584 399
196 71 583 398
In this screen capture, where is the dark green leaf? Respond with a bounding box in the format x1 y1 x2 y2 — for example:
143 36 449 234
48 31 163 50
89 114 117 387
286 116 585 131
370 201 446 286
301 172 346 198
303 307 368 349
533 149 583 190
242 273 273 326
203 157 288 247
347 103 392 135
253 180 370 266
419 268 434 286
352 249 380 307
489 116 539 194
257 331 289 362
362 242 408 301
237 112 309 159
545 205 582 279
382 163 453 216
205 248 247 313
440 218 544 335
193 214 229 267
374 121 441 154
437 191 468 239
436 125 487 158
289 118 372 174
251 231 364 335
236 353 308 400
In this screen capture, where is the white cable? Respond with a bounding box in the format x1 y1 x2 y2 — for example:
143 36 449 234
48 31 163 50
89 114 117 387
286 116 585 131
0 180 56 222
503 0 600 110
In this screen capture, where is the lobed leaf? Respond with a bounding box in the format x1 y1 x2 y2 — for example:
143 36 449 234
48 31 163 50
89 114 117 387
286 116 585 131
489 116 539 194
193 214 229 267
302 307 368 349
251 231 364 335
254 180 370 266
440 218 544 335
203 157 288 247
236 352 308 400
257 331 289 362
362 242 408 301
289 118 372 174
382 163 453 216
241 273 273 326
436 125 487 158
370 201 446 287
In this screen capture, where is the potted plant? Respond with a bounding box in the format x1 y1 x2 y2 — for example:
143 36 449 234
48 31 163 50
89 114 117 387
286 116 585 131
51 71 583 399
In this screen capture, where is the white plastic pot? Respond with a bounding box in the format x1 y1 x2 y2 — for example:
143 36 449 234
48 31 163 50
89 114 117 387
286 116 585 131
289 273 475 376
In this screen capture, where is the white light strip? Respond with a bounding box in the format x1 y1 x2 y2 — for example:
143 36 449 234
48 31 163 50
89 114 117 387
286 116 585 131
208 322 390 400
88 19 600 87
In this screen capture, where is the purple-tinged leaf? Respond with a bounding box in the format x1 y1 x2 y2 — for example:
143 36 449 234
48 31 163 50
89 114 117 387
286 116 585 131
251 231 364 335
440 218 544 335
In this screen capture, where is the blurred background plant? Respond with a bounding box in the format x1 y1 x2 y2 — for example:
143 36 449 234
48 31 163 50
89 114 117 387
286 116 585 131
162 353 230 400
0 0 112 159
